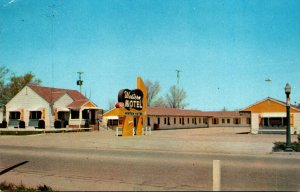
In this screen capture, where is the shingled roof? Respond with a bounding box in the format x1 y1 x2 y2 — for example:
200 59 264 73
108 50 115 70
28 85 91 108
147 107 242 117
147 107 207 116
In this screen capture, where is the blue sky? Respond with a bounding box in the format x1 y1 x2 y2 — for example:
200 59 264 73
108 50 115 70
1 0 300 110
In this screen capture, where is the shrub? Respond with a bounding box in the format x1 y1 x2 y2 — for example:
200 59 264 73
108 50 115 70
273 141 300 152
0 181 53 191
19 120 26 128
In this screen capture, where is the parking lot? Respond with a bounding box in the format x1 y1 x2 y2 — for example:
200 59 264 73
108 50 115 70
0 127 299 155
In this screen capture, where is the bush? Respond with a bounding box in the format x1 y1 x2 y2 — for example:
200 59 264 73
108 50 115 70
2 120 7 128
273 141 300 152
19 121 25 128
0 181 53 191
38 120 45 129
54 120 62 128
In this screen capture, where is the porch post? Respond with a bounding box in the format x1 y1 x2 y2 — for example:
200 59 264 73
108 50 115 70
79 108 82 129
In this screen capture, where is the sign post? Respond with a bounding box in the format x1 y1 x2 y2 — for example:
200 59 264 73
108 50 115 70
116 77 147 136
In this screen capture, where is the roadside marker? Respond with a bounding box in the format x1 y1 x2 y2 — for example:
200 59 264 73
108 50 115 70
213 160 221 191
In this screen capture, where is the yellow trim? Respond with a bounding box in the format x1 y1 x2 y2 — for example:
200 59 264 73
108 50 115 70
20 108 24 121
83 101 96 108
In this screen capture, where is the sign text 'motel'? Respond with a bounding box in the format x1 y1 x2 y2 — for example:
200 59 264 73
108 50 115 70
118 89 143 111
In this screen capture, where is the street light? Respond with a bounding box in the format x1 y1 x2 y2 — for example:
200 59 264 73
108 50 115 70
284 83 293 152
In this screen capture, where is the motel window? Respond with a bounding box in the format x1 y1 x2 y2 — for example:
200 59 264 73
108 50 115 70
82 109 89 119
227 119 230 124
174 117 176 124
58 112 67 120
179 118 182 124
71 110 80 119
199 118 202 124
164 118 167 125
247 118 251 124
182 117 185 125
188 118 190 124
234 118 241 124
203 118 208 124
213 118 219 124
222 119 225 124
168 117 170 125
194 118 197 125
9 111 20 119
157 117 160 125
30 111 42 119
147 117 150 126
108 119 118 126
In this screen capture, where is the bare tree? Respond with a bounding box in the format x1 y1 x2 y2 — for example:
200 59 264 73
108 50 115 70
165 85 188 109
152 96 166 108
107 99 116 110
145 80 162 107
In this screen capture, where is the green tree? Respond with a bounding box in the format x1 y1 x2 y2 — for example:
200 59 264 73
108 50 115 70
0 67 41 106
165 85 188 109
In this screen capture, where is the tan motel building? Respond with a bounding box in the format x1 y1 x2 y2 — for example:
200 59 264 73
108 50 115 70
103 97 300 135
242 97 300 134
103 107 251 131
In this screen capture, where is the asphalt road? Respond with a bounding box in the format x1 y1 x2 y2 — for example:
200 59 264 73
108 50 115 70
1 144 300 191
1 128 300 191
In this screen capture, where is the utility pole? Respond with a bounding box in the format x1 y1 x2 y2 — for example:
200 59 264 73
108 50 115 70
77 72 84 93
176 69 181 108
47 3 59 89
47 3 59 127
176 69 181 91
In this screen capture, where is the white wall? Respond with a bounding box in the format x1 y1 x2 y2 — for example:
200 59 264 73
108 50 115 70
0 109 3 122
251 113 259 134
293 113 300 134
54 93 73 108
6 86 49 127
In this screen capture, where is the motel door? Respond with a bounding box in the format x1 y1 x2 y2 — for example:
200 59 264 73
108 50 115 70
58 111 70 128
134 117 137 135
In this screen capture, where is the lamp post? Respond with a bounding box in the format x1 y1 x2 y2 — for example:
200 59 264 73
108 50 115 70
284 83 293 152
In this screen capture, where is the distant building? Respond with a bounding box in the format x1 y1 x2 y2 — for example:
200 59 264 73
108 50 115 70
5 85 101 129
204 111 251 128
241 97 300 134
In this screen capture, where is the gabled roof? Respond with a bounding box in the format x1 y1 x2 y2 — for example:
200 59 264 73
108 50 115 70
241 97 300 113
28 85 99 109
28 85 88 104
